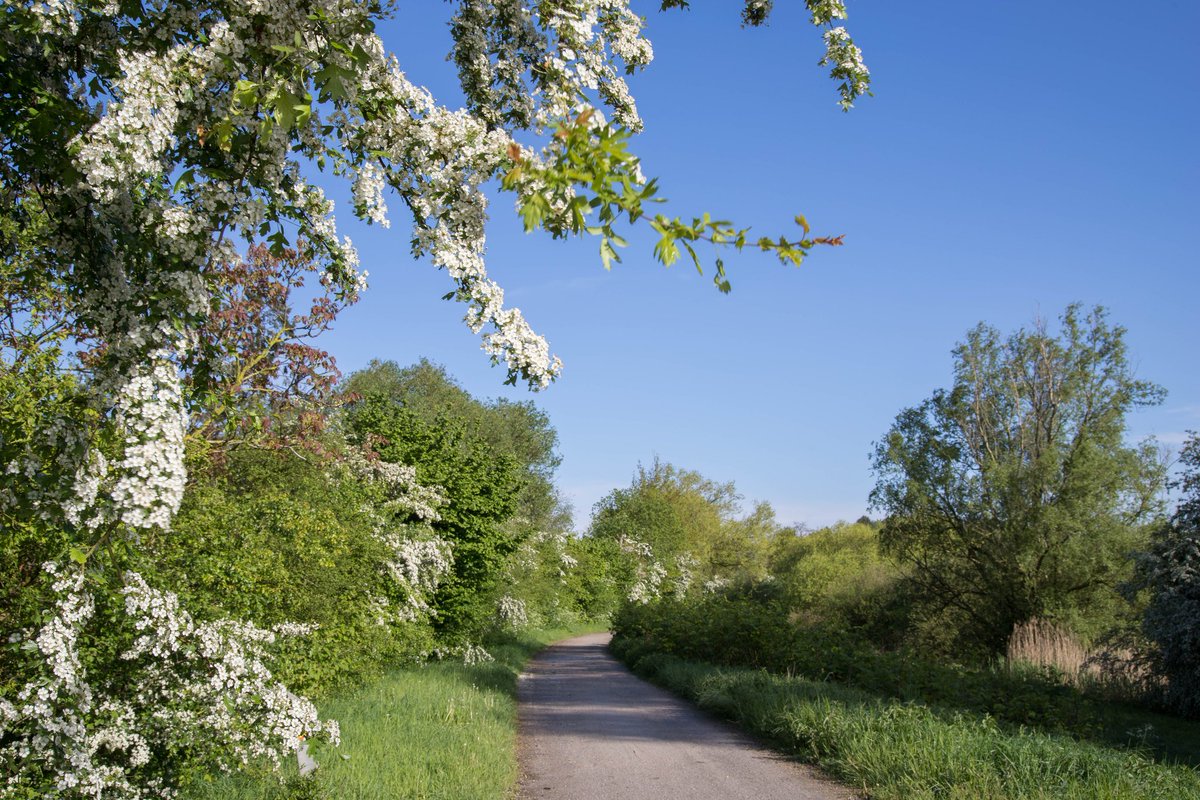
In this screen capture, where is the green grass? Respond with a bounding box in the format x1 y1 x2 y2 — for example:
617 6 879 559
183 624 605 800
612 597 1200 766
614 647 1200 800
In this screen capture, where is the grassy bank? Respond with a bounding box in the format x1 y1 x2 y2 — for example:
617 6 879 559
184 625 604 800
611 596 1200 766
611 641 1200 800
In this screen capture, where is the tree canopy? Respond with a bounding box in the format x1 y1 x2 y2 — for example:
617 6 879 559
870 305 1166 656
1 0 870 551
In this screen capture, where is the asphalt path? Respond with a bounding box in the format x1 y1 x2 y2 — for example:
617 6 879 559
517 632 855 800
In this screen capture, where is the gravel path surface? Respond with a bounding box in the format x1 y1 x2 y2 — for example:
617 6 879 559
517 632 855 800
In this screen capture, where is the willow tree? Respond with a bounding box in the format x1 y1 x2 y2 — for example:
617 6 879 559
871 306 1166 657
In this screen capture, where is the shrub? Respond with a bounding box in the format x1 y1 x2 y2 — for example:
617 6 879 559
1128 431 1200 717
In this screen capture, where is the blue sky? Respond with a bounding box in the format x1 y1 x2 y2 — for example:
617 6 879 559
320 1 1200 530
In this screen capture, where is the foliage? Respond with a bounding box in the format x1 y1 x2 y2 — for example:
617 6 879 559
769 520 906 637
557 535 625 620
1 0 869 409
2 1 875 795
1128 432 1200 718
153 445 442 698
612 647 1200 800
348 397 523 640
870 305 1166 657
0 346 91 642
587 459 778 598
342 359 566 530
187 244 354 448
0 563 339 800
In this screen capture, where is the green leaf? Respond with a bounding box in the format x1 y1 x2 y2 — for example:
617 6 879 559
600 237 621 271
172 169 195 194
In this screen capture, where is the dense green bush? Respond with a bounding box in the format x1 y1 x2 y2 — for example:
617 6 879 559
769 521 911 646
349 398 524 641
155 445 437 697
1129 433 1200 718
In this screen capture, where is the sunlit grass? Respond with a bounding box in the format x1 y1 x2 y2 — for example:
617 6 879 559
183 625 604 800
617 649 1200 800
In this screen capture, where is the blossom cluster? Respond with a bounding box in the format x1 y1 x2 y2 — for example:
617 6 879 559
618 535 667 604
374 532 454 624
344 446 447 523
673 553 698 598
108 354 188 531
703 576 731 594
496 595 529 630
515 529 578 580
0 564 336 799
58 350 188 534
821 27 871 110
429 643 495 665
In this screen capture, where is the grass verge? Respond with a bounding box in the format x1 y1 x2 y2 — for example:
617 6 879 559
183 624 605 800
611 642 1200 800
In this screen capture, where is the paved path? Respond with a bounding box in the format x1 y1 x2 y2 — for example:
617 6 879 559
517 632 855 800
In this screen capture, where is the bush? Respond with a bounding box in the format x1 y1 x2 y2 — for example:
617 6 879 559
155 446 440 697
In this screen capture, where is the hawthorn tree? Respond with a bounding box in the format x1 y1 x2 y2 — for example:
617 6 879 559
870 306 1166 657
1 0 871 559
1129 432 1200 717
0 1 873 794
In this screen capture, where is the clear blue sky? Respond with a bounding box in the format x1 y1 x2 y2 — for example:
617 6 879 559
320 1 1200 530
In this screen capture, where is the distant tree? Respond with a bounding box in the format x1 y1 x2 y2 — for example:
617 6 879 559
1129 432 1200 717
342 359 565 529
348 397 523 639
870 305 1166 657
188 243 354 447
589 459 776 588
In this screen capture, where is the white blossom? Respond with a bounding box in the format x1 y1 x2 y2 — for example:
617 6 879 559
497 595 529 629
0 565 336 798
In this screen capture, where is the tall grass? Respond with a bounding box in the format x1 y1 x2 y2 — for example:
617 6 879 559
183 625 603 800
1006 618 1092 682
618 648 1200 800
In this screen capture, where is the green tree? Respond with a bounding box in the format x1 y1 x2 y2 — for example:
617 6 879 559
343 358 566 530
589 459 778 593
870 305 1166 657
1129 432 1200 717
348 397 523 639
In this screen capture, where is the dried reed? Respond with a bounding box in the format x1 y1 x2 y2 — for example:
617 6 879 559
1006 617 1094 683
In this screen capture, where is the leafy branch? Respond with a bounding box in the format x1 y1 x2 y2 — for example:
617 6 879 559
502 112 842 293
